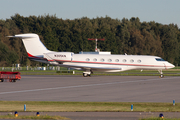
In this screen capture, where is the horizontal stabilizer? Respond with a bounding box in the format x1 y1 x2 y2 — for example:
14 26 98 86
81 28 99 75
7 35 36 39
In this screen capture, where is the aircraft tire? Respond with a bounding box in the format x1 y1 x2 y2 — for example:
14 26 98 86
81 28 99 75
159 74 164 78
12 80 16 82
83 73 88 77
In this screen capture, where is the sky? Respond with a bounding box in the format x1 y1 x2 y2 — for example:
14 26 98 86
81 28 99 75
1 0 180 27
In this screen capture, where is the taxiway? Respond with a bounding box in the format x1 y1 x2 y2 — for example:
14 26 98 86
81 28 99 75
0 75 180 102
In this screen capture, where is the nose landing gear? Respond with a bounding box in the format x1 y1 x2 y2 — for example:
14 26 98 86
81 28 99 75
158 70 164 78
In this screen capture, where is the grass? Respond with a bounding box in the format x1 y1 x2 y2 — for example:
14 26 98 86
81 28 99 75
15 69 180 76
0 114 68 120
0 101 180 112
1 66 180 76
1 102 180 120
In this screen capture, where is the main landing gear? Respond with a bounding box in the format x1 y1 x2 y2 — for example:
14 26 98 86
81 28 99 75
83 73 91 77
158 70 164 78
83 70 93 77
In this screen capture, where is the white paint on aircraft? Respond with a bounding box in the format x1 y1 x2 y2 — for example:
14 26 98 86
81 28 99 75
8 33 175 77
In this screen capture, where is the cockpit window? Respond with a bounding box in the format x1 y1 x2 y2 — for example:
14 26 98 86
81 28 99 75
155 58 165 61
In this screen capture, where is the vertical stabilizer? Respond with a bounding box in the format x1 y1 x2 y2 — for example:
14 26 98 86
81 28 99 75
9 33 49 57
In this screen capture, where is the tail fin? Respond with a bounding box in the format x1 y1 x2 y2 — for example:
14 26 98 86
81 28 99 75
8 33 49 57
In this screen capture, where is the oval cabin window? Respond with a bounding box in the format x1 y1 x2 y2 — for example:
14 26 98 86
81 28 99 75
93 58 97 62
115 59 119 62
86 58 90 61
137 59 141 63
100 58 104 62
130 59 134 63
123 59 127 62
108 59 112 62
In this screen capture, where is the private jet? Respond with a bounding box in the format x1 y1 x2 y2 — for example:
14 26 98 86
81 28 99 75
8 33 175 77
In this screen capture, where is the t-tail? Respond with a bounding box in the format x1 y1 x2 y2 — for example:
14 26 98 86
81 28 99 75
8 33 51 63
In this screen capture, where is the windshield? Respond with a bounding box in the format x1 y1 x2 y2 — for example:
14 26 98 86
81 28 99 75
155 58 165 61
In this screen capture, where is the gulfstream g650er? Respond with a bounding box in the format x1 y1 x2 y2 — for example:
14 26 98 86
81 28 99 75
8 33 175 77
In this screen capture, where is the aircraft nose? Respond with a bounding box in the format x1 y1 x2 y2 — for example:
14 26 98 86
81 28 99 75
172 64 175 68
169 63 175 69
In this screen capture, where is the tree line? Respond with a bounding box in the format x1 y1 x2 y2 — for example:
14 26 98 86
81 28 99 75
0 14 179 66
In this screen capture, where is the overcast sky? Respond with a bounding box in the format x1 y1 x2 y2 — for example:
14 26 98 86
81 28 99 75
1 0 180 27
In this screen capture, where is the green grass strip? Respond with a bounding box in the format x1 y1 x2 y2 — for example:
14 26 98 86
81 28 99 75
17 69 180 76
0 101 180 112
0 114 68 120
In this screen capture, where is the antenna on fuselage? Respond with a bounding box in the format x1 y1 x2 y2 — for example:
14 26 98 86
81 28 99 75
88 38 105 52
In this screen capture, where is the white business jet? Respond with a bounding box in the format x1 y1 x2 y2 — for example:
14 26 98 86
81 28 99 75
8 33 175 77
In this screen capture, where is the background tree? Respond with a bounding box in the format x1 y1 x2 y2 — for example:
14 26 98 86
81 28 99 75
0 14 179 66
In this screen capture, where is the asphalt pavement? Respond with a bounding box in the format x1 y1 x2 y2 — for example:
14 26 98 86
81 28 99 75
0 75 180 119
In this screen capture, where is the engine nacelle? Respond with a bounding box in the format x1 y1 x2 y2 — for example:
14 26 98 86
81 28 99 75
44 52 73 62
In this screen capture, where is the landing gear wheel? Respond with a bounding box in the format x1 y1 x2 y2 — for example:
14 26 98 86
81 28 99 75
158 70 164 78
83 70 92 77
159 74 164 78
83 73 88 77
83 73 91 77
12 80 16 82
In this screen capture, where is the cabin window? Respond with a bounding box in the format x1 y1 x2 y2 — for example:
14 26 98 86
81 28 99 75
130 59 134 63
155 58 165 61
86 58 90 61
108 59 112 62
93 58 97 62
137 59 141 63
100 58 105 62
115 59 119 62
123 59 127 62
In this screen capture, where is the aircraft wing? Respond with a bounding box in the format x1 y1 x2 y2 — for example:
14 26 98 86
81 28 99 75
82 66 121 70
62 64 122 72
